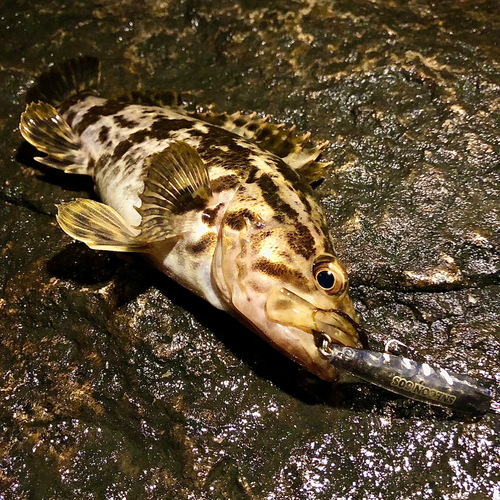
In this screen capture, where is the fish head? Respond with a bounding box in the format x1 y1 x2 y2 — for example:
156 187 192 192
213 214 363 381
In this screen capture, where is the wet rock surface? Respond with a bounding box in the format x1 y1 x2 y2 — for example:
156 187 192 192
1 0 499 498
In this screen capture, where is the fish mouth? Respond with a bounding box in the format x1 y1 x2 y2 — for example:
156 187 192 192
312 308 359 348
265 287 361 348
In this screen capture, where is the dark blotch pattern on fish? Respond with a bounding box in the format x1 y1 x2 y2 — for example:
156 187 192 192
113 139 134 160
271 157 315 216
122 151 141 177
246 166 260 184
252 258 309 290
87 157 95 174
198 128 254 173
287 222 315 259
173 194 208 216
249 229 273 245
224 208 257 231
75 100 128 134
128 128 150 144
66 110 77 127
149 118 194 140
187 232 217 254
301 192 313 216
114 118 195 146
271 157 301 185
211 174 240 193
256 174 298 220
323 229 336 255
60 92 92 115
98 125 110 143
114 114 140 129
202 204 223 226
233 118 246 127
256 127 272 141
93 154 112 176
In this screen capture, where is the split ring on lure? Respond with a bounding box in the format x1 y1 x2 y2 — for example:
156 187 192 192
319 336 499 414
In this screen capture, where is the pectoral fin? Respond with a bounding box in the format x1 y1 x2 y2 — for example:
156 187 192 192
57 199 149 252
137 140 212 241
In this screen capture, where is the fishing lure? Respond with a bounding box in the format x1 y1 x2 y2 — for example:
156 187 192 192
320 335 498 414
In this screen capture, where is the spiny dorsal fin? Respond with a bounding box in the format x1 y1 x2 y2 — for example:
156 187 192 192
57 199 149 252
26 56 101 108
137 141 212 241
20 102 88 174
286 141 333 184
295 158 333 185
188 110 331 185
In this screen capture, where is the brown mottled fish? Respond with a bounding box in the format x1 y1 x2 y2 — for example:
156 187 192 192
20 57 363 381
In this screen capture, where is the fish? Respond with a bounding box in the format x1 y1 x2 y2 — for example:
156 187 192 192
19 56 363 381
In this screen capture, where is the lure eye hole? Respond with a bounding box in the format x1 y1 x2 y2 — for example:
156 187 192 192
313 257 346 295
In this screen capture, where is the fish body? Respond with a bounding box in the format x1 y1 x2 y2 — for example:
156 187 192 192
20 57 362 381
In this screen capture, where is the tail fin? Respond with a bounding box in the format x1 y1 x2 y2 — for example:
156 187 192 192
20 102 88 174
25 56 101 108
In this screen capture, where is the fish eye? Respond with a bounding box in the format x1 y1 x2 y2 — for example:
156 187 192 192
316 269 335 290
312 257 346 295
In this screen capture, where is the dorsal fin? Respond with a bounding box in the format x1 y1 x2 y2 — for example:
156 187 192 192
285 144 333 185
26 56 101 108
114 89 186 110
188 110 332 185
137 141 212 241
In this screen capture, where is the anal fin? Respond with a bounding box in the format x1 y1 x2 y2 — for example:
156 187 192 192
56 142 212 252
57 199 149 252
20 102 88 174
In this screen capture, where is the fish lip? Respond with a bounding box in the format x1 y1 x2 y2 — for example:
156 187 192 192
311 318 360 348
323 310 370 349
309 303 361 349
320 308 359 329
265 286 361 348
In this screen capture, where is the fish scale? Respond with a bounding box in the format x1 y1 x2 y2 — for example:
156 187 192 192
19 57 362 381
